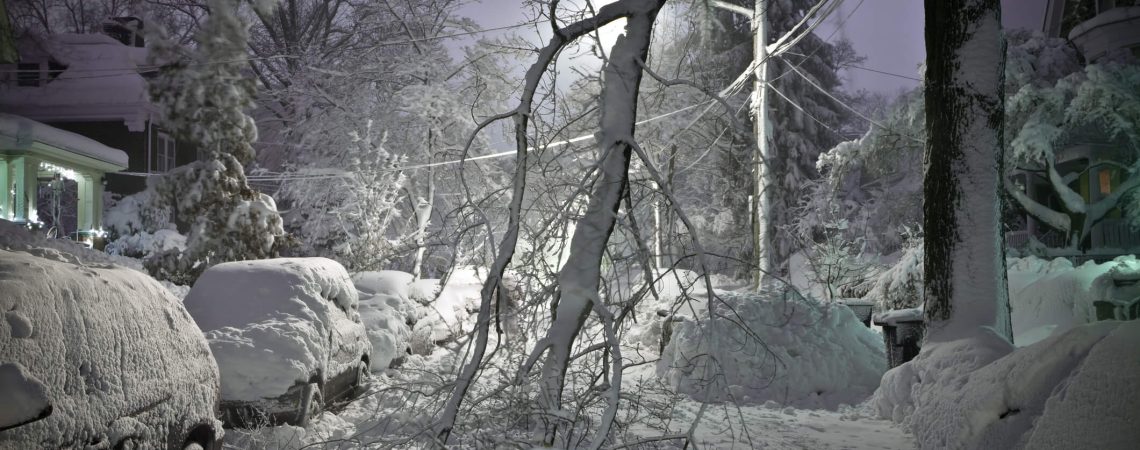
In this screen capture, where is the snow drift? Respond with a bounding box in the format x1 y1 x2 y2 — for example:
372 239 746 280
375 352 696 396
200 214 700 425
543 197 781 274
873 320 1140 449
1007 255 1139 346
658 290 887 409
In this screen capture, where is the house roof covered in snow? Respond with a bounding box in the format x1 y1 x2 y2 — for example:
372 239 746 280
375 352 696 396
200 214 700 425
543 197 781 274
0 32 157 131
0 113 128 171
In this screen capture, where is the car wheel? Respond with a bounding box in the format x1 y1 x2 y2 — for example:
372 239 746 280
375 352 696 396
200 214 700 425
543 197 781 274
297 382 323 427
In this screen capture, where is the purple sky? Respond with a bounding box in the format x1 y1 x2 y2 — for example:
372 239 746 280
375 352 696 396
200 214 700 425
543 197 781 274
457 0 1051 96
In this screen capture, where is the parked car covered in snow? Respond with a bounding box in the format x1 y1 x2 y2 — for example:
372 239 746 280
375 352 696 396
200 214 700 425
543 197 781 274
183 258 371 428
0 249 223 449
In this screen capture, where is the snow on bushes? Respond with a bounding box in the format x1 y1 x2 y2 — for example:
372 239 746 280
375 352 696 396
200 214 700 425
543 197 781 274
657 290 887 409
873 320 1140 449
352 271 417 370
183 258 369 401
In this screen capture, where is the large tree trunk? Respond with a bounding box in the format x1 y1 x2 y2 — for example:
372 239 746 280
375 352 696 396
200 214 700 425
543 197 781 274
537 2 664 445
922 0 1012 342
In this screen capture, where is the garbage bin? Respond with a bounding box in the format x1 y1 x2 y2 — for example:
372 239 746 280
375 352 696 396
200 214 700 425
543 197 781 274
873 308 925 369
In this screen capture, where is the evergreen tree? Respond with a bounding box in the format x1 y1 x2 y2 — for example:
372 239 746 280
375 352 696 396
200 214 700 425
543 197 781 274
143 0 285 284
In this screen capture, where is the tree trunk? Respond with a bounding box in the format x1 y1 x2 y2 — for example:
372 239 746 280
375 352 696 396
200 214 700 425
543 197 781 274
538 2 664 444
922 0 1012 342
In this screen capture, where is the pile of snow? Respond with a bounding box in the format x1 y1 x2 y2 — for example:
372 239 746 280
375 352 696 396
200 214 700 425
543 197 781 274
873 321 1140 449
657 290 887 409
1007 255 1138 346
352 271 418 370
183 258 369 401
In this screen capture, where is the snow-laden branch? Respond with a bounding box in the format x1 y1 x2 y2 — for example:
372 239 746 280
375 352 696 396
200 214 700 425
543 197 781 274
1005 181 1071 233
1046 158 1087 214
436 0 666 445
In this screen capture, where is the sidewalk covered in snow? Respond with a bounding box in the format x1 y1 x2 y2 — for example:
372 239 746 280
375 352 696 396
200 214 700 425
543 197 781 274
0 113 127 240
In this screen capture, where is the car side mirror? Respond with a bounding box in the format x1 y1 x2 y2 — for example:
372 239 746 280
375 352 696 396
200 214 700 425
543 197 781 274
0 403 52 432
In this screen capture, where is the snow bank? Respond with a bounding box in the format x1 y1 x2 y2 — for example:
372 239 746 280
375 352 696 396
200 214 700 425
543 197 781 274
1007 255 1138 346
184 258 368 401
873 320 1140 449
658 290 887 409
352 271 417 370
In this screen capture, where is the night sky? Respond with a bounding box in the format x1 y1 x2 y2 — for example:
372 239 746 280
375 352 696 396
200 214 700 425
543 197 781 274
456 0 1050 96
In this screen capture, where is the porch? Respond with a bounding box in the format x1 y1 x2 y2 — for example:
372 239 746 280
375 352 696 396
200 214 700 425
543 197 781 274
0 113 128 242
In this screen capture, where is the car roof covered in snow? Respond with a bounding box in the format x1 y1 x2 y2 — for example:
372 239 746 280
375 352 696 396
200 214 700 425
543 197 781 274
185 258 358 332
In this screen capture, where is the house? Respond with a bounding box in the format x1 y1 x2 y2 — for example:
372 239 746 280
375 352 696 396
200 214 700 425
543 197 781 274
1008 0 1140 261
0 17 198 198
0 113 128 242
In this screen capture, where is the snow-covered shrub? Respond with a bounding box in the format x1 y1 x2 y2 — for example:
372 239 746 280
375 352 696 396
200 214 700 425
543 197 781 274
864 239 924 311
657 290 886 409
278 123 406 272
137 0 285 284
788 209 880 301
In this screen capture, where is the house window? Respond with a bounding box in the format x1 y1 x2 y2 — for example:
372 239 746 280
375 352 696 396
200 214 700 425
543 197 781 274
156 133 176 172
1099 169 1113 195
16 63 40 86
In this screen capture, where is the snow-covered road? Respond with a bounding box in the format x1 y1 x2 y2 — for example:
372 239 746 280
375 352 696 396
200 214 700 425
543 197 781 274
226 371 914 449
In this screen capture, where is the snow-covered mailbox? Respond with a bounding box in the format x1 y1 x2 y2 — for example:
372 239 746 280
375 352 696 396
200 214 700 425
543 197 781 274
873 307 925 369
0 113 127 242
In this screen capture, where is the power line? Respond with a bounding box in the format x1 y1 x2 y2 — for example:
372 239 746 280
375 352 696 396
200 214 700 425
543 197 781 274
787 63 923 144
842 64 921 82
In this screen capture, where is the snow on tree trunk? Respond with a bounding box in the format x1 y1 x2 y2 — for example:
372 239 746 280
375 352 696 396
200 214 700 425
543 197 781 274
922 0 1012 342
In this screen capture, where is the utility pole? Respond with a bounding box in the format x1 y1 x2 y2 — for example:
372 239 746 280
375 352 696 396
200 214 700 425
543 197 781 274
710 0 772 290
751 0 772 290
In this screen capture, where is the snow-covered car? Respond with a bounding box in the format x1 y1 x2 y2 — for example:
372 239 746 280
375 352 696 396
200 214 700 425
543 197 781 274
0 249 223 449
183 258 371 428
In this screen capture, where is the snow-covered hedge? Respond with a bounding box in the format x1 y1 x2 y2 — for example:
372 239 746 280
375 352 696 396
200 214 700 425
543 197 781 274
657 290 886 409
